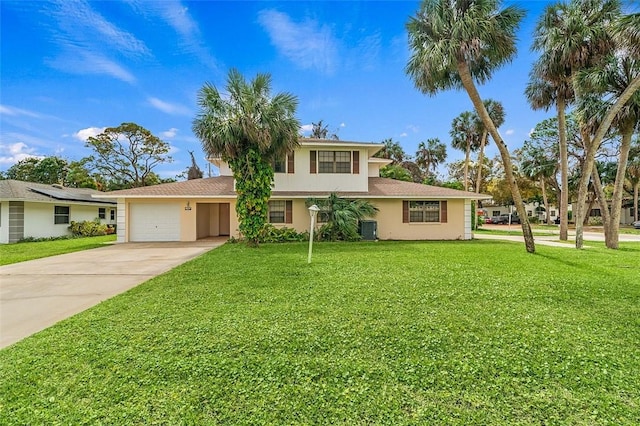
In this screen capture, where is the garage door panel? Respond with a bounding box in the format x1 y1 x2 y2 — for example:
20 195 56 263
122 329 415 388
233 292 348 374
129 203 180 241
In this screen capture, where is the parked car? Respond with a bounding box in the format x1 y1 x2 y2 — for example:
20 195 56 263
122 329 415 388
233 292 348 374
493 213 521 224
633 220 640 229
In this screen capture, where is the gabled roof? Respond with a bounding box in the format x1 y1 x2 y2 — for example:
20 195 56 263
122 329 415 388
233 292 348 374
0 180 116 205
93 176 490 200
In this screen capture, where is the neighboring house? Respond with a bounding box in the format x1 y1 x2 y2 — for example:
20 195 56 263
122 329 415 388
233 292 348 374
0 180 117 243
94 139 490 243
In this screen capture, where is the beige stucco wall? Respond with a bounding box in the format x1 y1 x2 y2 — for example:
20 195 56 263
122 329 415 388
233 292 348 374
273 146 369 192
271 198 470 240
119 198 239 242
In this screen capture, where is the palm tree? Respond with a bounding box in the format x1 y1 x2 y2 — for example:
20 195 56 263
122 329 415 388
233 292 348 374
415 138 447 179
406 0 535 253
450 111 480 192
525 59 574 240
473 99 505 194
375 138 406 164
192 69 300 246
306 193 378 241
577 55 640 248
627 150 640 223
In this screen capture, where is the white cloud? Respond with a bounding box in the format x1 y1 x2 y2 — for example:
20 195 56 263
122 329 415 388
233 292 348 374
505 129 515 136
47 50 136 84
340 123 346 128
258 9 338 74
74 127 106 141
162 128 179 138
400 132 408 137
129 0 217 69
0 142 43 165
0 105 42 118
148 97 191 115
300 124 313 133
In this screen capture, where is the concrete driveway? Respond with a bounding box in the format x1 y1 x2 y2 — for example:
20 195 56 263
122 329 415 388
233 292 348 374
0 239 225 349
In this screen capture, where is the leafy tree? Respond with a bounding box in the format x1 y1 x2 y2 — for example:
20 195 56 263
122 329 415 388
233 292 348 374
406 0 534 253
187 151 204 180
379 164 413 182
306 193 378 241
519 141 557 224
415 138 447 179
5 157 66 184
193 69 300 247
86 123 172 189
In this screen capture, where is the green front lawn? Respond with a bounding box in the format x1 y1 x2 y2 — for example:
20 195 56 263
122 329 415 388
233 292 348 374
1 241 639 424
0 235 116 265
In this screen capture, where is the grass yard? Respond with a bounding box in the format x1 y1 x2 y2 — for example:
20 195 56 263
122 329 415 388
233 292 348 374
1 240 639 424
0 235 116 266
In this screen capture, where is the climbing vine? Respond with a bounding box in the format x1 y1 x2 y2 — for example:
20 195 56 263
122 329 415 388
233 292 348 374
229 149 274 247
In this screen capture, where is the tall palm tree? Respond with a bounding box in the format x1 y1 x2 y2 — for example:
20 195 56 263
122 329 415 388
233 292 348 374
406 0 535 253
192 69 300 246
627 148 640 223
375 138 406 164
526 59 574 240
473 99 505 194
415 138 447 178
577 55 640 248
450 111 480 192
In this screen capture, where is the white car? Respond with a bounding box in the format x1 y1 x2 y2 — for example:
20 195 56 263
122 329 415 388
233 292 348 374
633 220 640 229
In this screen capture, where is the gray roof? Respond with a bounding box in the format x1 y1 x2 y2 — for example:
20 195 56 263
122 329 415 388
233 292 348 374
0 180 116 205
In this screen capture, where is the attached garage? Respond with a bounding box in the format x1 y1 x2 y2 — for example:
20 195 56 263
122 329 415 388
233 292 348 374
129 203 180 242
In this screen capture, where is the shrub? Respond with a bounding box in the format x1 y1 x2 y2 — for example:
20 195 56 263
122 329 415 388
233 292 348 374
588 216 603 226
68 220 108 237
259 225 309 243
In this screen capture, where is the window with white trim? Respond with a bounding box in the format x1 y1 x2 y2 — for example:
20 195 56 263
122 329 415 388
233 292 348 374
54 206 70 224
110 209 115 221
98 208 106 219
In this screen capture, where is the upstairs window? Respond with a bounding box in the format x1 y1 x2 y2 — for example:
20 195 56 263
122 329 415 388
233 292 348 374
54 206 70 224
273 153 295 174
318 151 351 173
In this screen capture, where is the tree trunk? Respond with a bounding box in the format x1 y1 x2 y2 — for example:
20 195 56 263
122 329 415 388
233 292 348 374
464 142 470 192
457 61 535 253
475 130 488 194
634 183 639 222
575 74 640 248
606 126 633 249
591 167 610 242
540 176 550 225
557 98 569 240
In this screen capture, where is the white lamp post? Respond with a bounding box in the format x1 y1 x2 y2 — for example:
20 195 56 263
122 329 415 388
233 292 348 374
308 204 320 263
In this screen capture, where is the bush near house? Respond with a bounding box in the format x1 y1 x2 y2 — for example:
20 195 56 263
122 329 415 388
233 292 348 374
68 220 108 237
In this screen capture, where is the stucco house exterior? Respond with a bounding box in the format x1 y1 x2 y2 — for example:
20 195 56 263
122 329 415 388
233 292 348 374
94 139 490 242
0 180 117 243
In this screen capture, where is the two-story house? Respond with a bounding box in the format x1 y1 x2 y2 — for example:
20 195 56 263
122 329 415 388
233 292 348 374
94 139 490 242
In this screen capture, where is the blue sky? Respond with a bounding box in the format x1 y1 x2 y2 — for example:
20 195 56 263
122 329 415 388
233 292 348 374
1 0 561 179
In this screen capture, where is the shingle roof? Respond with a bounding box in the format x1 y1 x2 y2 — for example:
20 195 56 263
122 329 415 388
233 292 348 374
0 180 116 204
93 176 236 198
93 176 489 200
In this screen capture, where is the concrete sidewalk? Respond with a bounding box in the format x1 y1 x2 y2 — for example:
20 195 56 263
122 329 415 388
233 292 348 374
0 239 225 349
474 227 640 247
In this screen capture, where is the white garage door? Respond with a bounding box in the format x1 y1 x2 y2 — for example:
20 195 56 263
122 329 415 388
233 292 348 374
129 203 180 241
